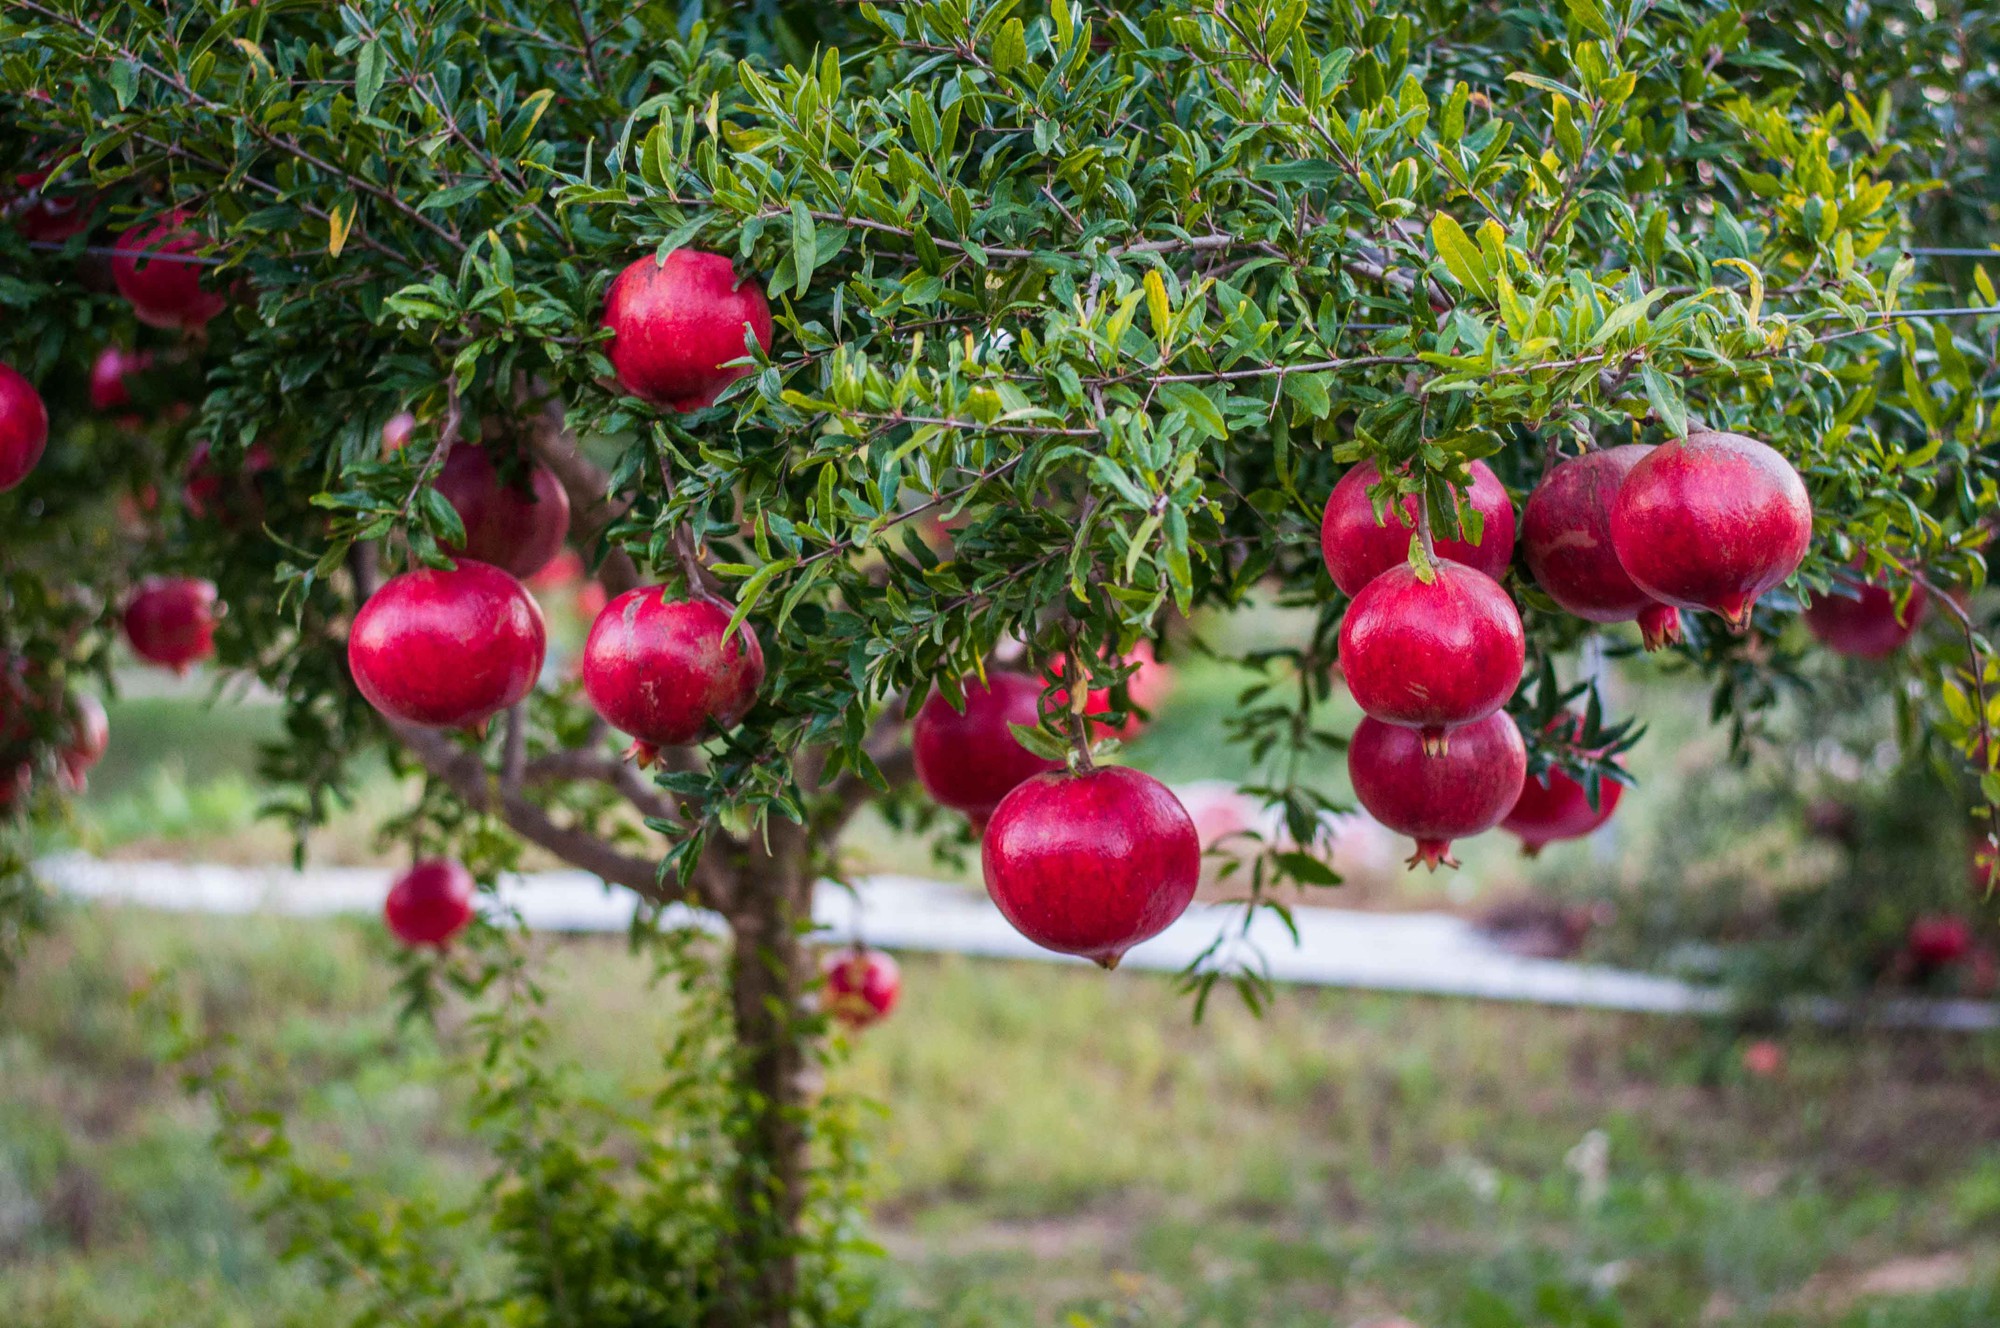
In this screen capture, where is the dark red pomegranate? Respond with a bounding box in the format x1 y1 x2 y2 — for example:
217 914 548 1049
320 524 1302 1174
602 250 773 410
123 576 220 673
57 692 108 793
982 764 1200 968
349 561 545 729
112 211 227 331
89 345 154 414
0 363 48 493
384 859 477 947
182 440 275 521
1906 915 1973 971
912 673 1061 822
1610 431 1812 632
1337 561 1525 753
1320 459 1516 596
1501 718 1624 856
822 947 901 1028
581 589 764 760
1348 710 1527 869
434 444 572 580
9 170 94 243
1803 568 1928 659
1522 445 1682 649
381 410 416 455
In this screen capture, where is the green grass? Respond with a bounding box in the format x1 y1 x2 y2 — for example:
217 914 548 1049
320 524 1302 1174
1 904 1997 1327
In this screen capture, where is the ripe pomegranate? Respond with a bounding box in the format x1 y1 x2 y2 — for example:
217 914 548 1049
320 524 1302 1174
381 410 417 455
123 576 220 673
982 764 1200 967
1802 568 1928 659
8 170 93 243
822 947 901 1028
1049 640 1175 739
1320 459 1516 596
1338 561 1525 754
913 673 1061 822
182 440 275 521
89 345 154 414
602 250 774 410
434 444 572 580
1741 1040 1785 1079
349 561 545 729
1348 710 1527 869
0 363 48 493
384 859 477 947
1501 718 1624 856
527 547 585 593
1522 445 1683 649
57 692 108 792
1906 915 1973 971
112 211 227 331
1609 431 1812 632
581 589 764 760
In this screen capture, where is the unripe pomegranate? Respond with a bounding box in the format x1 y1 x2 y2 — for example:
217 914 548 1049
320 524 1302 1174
1609 431 1812 632
912 673 1060 821
8 170 93 243
1320 459 1516 596
1348 711 1526 869
1803 570 1928 659
1338 561 1525 754
581 589 764 760
1501 717 1624 856
384 859 477 947
349 561 545 729
89 345 154 414
381 410 417 455
434 444 572 580
0 363 48 493
123 576 219 673
57 692 108 793
602 250 774 411
182 440 275 521
1907 915 1973 971
982 765 1200 968
822 947 901 1028
1522 445 1682 649
112 211 227 331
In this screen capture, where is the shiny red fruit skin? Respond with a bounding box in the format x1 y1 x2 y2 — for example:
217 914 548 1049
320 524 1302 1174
349 561 545 729
1348 711 1527 869
982 765 1201 967
1609 431 1812 631
602 251 773 411
822 948 901 1028
1320 459 1516 596
0 363 48 492
123 577 219 673
912 673 1060 819
1338 561 1525 752
58 692 108 792
384 860 477 947
1522 445 1681 641
1907 915 1973 970
434 445 572 580
112 212 227 331
1803 573 1927 659
89 346 153 413
1502 761 1622 855
581 590 764 751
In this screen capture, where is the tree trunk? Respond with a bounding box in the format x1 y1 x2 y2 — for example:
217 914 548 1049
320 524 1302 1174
717 827 813 1327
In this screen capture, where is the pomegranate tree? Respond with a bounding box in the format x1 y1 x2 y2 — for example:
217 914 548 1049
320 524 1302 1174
602 250 774 411
0 362 47 492
1348 711 1527 869
349 561 545 729
111 211 227 331
580 589 764 761
821 948 901 1028
911 672 1060 826
1338 560 1525 753
1320 458 1516 595
122 577 219 673
434 444 572 580
384 860 477 948
1522 445 1681 649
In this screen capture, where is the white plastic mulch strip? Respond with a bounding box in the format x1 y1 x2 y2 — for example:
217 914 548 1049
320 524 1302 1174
36 854 1999 1032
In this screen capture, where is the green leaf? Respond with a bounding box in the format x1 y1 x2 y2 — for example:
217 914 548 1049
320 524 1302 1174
724 558 794 645
1429 214 1491 300
355 41 385 117
1641 364 1688 439
992 17 1027 74
1158 383 1227 439
1006 722 1073 762
790 199 818 298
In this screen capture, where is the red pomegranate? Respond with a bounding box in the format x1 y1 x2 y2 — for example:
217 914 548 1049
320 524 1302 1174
602 250 774 410
580 589 764 760
1802 569 1928 659
1348 710 1527 869
112 211 227 331
1906 915 1973 971
349 561 545 729
0 363 48 493
527 547 586 592
381 410 416 455
384 859 477 947
1049 639 1175 739
1320 459 1516 596
8 170 94 244
1501 718 1624 856
57 692 108 792
822 947 901 1028
434 444 572 580
89 345 154 414
1522 445 1683 649
981 764 1201 967
1338 561 1525 754
913 673 1061 822
123 576 220 673
182 440 275 521
1741 1040 1785 1079
1609 431 1812 632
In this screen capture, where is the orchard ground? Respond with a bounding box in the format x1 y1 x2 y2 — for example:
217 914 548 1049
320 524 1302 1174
2 607 1998 1327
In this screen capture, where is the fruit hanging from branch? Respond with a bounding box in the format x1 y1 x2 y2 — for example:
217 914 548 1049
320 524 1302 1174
110 211 227 331
601 250 773 411
1348 711 1528 870
821 948 901 1029
1803 567 1929 659
981 765 1200 968
0 362 47 493
88 345 153 414
1320 458 1516 596
1609 431 1812 633
122 576 219 673
384 859 477 948
6 169 93 243
182 440 275 522
1337 560 1526 755
580 589 765 763
1500 716 1625 856
1047 639 1175 740
912 672 1061 828
434 443 572 580
348 560 545 730
1522 445 1682 649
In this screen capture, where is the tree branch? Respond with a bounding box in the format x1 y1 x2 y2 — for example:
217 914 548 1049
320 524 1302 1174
526 405 641 597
